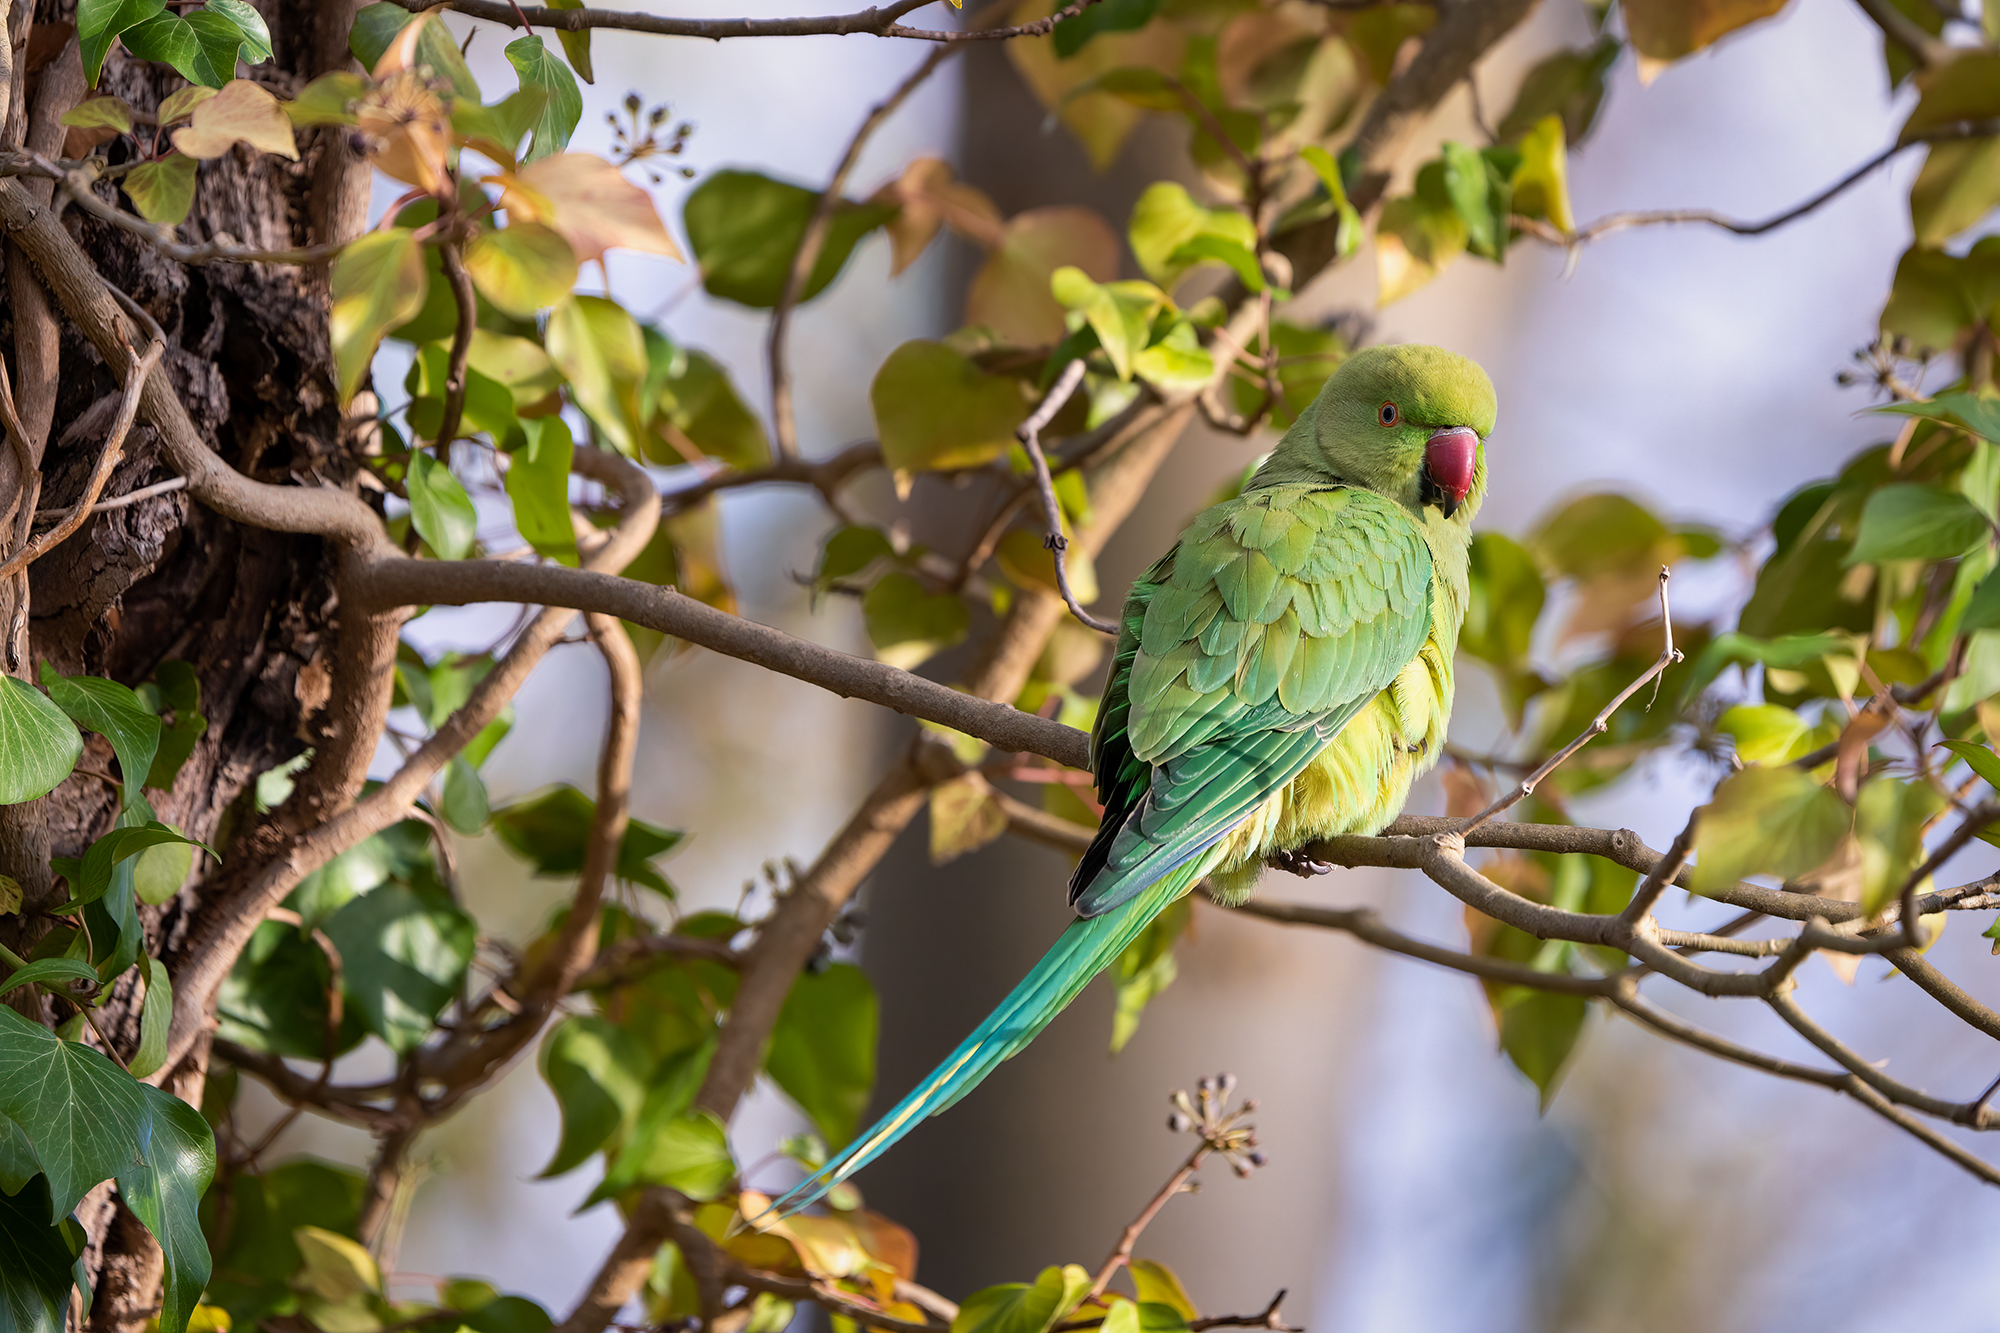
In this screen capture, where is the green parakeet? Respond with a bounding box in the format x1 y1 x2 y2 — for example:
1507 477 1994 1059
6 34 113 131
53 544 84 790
771 343 1495 1214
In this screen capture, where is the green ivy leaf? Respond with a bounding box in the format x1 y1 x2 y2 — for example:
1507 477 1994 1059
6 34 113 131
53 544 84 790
0 957 100 1000
641 330 771 471
321 885 476 1054
57 823 202 912
547 295 649 457
116 1084 214 1333
295 1225 380 1301
1496 985 1588 1107
438 756 490 834
870 340 1027 476
1843 482 1991 565
0 677 83 806
127 955 174 1077
504 416 579 567
122 153 199 226
862 571 970 672
1111 895 1189 1054
41 668 159 811
141 661 207 793
1855 776 1947 914
1049 268 1168 381
465 224 579 320
1126 182 1257 290
1690 766 1850 895
952 1266 1094 1333
120 12 224 88
537 1015 649 1178
0 1175 76 1333
1875 391 2000 444
682 169 893 308
490 785 684 896
1939 738 2000 791
765 963 877 1148
597 1104 734 1202
405 450 478 561
348 3 478 100
1128 1262 1198 1322
78 0 166 86
504 35 582 163
0 1005 150 1219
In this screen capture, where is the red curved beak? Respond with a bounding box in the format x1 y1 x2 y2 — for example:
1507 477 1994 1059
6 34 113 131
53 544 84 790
1422 426 1479 518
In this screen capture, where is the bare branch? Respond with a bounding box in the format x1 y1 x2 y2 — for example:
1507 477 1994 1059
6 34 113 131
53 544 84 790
0 331 163 581
1517 120 2000 250
770 44 955 458
432 236 479 456
1016 357 1115 634
1852 0 1954 69
32 474 188 523
387 0 1109 42
1457 567 1681 835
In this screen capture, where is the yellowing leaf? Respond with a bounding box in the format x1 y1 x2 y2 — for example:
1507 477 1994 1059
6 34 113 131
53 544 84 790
294 1226 380 1302
498 152 683 267
1128 1261 1198 1322
1509 115 1573 234
158 84 219 125
1911 136 2000 248
60 95 133 133
465 223 579 318
1008 0 1186 169
1374 192 1466 305
997 527 1098 604
330 229 428 403
966 206 1120 347
1716 704 1813 765
284 70 367 126
467 328 561 407
870 339 1027 474
872 156 1004 275
356 71 450 193
1624 0 1786 82
123 153 198 225
547 294 648 455
863 572 969 671
1690 766 1849 895
170 78 297 160
930 774 1009 864
1855 776 1946 914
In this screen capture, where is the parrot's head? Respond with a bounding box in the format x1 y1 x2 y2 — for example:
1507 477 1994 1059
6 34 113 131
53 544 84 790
1267 343 1496 523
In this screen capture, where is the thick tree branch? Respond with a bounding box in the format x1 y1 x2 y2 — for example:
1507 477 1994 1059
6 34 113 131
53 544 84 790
388 0 1106 42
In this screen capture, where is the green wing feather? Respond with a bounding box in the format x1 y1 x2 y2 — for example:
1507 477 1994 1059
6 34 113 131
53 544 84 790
1070 485 1433 917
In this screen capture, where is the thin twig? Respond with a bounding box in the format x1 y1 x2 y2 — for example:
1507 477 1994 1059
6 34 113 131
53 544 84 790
0 333 164 580
1088 1140 1209 1299
1521 120 2000 252
33 474 188 523
768 43 955 458
1016 357 1114 634
1457 567 1681 835
433 236 479 454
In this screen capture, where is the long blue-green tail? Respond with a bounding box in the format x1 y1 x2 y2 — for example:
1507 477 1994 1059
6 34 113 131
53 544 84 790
763 864 1204 1218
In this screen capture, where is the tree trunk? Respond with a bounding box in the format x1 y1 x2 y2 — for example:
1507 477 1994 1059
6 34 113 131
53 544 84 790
0 0 364 1317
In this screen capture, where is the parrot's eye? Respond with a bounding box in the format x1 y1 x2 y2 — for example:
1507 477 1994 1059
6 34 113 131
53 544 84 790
1378 402 1399 426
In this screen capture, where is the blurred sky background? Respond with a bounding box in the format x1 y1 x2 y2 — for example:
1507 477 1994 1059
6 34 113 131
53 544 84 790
236 2 2000 1329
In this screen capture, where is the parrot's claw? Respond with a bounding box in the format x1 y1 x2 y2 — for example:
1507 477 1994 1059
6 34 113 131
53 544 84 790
1268 848 1334 878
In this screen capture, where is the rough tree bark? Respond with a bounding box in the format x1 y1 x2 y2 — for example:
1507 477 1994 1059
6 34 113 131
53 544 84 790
0 0 364 1318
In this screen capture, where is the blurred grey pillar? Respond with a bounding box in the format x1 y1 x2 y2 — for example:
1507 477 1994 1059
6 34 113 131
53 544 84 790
854 41 1391 1325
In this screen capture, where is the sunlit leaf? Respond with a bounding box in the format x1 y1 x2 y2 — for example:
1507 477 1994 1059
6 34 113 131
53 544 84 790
465 223 579 320
952 1266 1093 1333
1374 190 1466 304
1050 267 1167 380
330 229 428 403
871 340 1027 475
1623 0 1785 81
1509 114 1574 234
929 773 1009 865
1854 776 1946 914
504 35 583 163
863 572 970 671
1690 766 1850 895
1127 182 1257 290
170 79 296 159
547 294 649 456
1717 703 1814 765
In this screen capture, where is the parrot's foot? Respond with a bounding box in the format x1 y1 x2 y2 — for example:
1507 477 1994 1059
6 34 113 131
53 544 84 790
1267 847 1334 878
